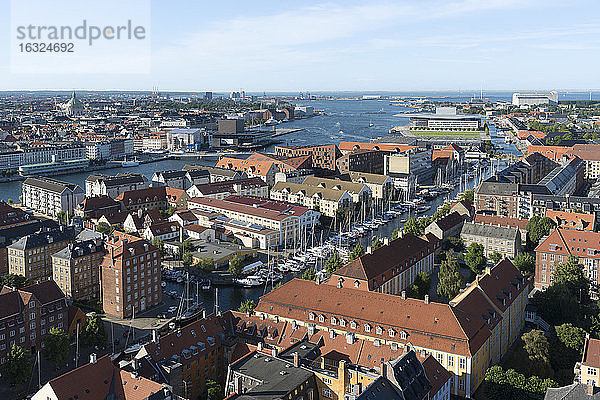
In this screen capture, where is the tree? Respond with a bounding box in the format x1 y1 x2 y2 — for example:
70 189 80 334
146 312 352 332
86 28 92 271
371 236 383 250
0 273 28 289
484 365 558 400
447 236 464 252
527 216 555 248
511 253 534 274
489 251 503 265
464 242 486 274
206 379 224 400
57 210 69 226
522 329 552 377
406 271 431 300
403 217 424 236
437 251 463 300
301 268 316 281
43 328 70 368
183 251 194 268
228 255 243 276
7 198 13 205
1 345 32 386
197 257 214 272
152 238 165 257
159 205 177 219
553 256 589 302
555 323 586 353
349 243 365 261
179 239 194 257
324 251 342 275
81 313 107 349
238 299 256 314
460 189 474 203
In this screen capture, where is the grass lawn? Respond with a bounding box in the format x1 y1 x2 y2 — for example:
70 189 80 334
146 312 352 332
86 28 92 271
410 130 483 137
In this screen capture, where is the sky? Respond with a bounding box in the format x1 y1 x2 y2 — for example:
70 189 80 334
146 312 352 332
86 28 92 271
1 0 600 92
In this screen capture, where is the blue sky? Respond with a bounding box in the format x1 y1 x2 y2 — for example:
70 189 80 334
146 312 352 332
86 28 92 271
1 0 600 91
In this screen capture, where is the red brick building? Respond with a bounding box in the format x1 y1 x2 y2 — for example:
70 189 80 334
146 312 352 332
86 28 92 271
101 232 161 318
534 228 600 289
0 281 67 364
275 144 342 171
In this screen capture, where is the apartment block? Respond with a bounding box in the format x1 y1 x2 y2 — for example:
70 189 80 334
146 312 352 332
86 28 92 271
52 239 105 301
101 232 161 318
8 226 76 283
0 281 67 365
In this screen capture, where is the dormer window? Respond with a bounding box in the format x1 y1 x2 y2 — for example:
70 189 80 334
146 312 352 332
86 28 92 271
399 331 407 340
340 319 347 327
319 314 325 323
376 326 383 335
331 317 337 325
309 312 315 321
350 320 357 329
364 324 371 333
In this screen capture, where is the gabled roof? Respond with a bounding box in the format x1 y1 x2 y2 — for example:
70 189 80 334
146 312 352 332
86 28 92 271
535 228 600 260
461 222 519 241
545 210 595 231
473 214 529 230
115 186 167 204
332 234 437 285
255 278 500 356
45 354 165 400
582 336 600 369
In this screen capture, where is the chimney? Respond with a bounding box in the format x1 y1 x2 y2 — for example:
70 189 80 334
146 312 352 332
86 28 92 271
366 246 372 255
383 237 389 246
380 362 386 377
271 348 278 357
293 352 299 368
90 353 97 364
202 309 206 319
424 295 429 304
401 291 406 300
152 329 158 343
257 342 263 351
131 357 139 371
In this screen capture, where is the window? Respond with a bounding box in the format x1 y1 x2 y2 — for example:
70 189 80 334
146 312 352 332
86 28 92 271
588 367 597 376
448 355 454 367
459 358 466 370
322 388 332 398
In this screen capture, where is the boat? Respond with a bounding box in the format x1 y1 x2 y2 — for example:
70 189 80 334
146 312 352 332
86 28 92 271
416 205 431 214
235 276 263 288
338 130 344 134
265 118 278 126
123 343 143 354
121 156 139 167
369 120 374 127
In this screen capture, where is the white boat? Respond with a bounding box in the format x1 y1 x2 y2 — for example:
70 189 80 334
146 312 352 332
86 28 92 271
235 276 263 288
121 156 139 167
265 118 278 126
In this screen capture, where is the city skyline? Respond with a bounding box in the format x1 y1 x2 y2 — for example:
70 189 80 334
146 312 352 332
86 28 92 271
1 0 600 91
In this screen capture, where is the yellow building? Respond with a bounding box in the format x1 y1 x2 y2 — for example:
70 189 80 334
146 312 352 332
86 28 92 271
254 258 529 398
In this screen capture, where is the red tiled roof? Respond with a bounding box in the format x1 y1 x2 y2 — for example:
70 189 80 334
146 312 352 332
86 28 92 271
189 195 309 222
545 210 595 231
255 278 499 356
115 186 167 204
535 228 600 260
421 354 452 398
474 214 529 230
583 337 600 369
331 233 438 288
